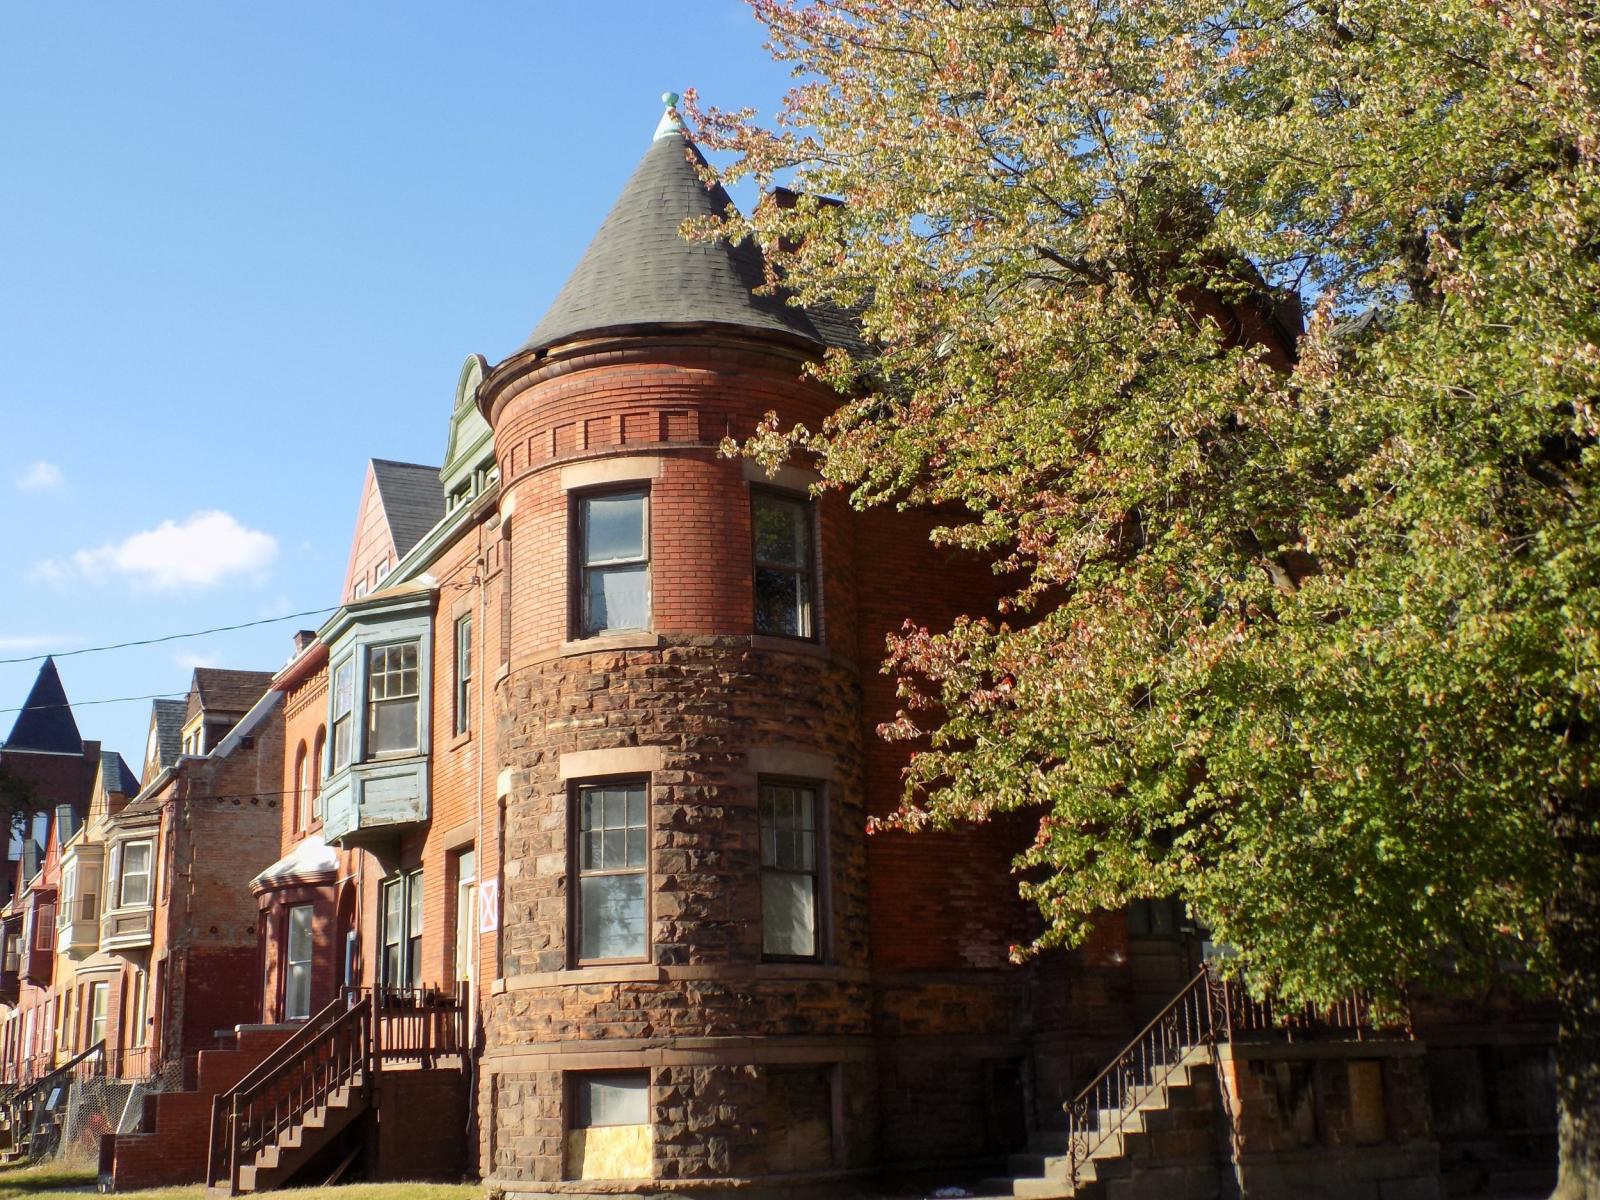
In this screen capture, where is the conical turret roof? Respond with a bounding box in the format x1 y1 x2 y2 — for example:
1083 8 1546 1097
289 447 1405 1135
2 657 83 755
520 106 824 356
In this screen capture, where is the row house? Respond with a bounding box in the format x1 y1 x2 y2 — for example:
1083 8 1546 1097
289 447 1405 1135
4 99 1560 1199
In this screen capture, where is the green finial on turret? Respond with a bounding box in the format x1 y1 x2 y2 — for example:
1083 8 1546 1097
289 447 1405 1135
654 90 684 140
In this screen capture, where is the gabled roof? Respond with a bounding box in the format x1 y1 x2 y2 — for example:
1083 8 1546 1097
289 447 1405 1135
2 658 82 755
149 698 186 770
371 459 446 559
520 121 825 356
188 668 275 721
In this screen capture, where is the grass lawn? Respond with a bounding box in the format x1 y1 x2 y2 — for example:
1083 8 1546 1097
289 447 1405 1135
0 1161 481 1200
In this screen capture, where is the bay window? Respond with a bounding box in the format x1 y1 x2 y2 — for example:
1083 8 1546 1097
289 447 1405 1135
119 841 153 908
366 641 420 755
331 660 355 771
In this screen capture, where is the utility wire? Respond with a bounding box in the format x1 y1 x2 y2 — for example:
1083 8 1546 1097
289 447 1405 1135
0 607 336 667
0 692 188 715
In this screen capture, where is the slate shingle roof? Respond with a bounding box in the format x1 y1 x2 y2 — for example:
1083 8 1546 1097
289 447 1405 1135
189 669 275 720
2 658 82 755
521 130 829 356
100 750 140 796
371 459 446 560
149 698 186 770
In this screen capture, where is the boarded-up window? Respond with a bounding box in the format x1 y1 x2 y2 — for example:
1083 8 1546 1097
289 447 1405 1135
567 1071 650 1180
766 1065 833 1172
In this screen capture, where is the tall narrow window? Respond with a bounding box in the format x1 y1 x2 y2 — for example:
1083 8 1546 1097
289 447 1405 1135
453 848 477 990
578 491 649 636
331 661 355 771
380 869 424 989
454 614 473 736
131 968 148 1048
575 781 648 962
89 981 108 1047
752 490 814 638
367 641 420 755
285 904 313 1020
293 742 309 831
760 781 820 959
311 726 326 820
119 842 152 908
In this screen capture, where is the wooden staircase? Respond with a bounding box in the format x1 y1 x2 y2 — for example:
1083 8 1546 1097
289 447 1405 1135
205 987 466 1197
206 993 373 1198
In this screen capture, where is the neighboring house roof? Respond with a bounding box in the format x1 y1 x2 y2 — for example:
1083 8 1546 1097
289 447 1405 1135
100 750 140 796
1 657 83 755
520 124 828 356
250 835 339 892
371 459 446 560
188 668 275 722
149 698 186 770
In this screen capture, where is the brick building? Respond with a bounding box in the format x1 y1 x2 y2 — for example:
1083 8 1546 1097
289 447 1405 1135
2 100 1559 1199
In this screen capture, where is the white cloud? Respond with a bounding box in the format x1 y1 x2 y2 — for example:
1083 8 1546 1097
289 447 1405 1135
45 510 278 592
0 634 77 652
173 651 221 671
15 461 63 492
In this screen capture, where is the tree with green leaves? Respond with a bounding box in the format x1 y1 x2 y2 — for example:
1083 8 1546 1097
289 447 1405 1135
688 1 1600 1193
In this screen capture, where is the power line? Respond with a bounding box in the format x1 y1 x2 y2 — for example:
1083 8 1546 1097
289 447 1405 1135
0 607 336 667
0 692 187 716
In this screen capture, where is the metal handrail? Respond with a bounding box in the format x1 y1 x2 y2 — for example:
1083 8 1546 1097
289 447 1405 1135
1063 967 1215 1187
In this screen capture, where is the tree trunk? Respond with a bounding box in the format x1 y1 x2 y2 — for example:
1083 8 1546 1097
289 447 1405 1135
1550 786 1600 1200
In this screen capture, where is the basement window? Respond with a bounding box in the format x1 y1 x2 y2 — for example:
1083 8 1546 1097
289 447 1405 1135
567 1072 651 1180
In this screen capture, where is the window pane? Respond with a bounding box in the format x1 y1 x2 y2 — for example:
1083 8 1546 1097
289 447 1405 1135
755 568 809 637
333 661 354 716
288 906 313 962
370 698 418 754
762 873 816 957
584 564 649 633
576 1073 649 1127
754 494 807 568
579 874 646 960
333 716 352 770
124 843 150 875
583 494 646 564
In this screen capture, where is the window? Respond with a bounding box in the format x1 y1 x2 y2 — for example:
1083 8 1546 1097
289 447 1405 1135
574 781 648 962
131 968 148 1047
331 661 355 771
374 557 391 585
453 848 477 990
311 727 326 820
285 904 313 1020
380 870 424 988
760 781 819 959
3 932 18 974
752 490 815 638
119 841 153 908
89 981 108 1047
34 901 54 949
567 1071 651 1181
58 862 75 929
454 615 473 736
578 491 649 636
294 742 309 831
367 641 420 756
353 580 369 599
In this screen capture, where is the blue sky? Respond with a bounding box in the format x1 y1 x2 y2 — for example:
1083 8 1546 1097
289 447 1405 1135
0 2 794 767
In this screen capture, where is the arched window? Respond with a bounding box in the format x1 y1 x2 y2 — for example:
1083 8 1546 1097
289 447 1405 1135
293 742 308 831
311 726 327 822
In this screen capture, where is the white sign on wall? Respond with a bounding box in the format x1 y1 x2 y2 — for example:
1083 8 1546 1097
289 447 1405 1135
479 877 500 933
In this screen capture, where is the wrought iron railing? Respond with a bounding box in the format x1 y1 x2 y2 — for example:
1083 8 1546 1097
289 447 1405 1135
1064 967 1214 1186
1063 966 1407 1186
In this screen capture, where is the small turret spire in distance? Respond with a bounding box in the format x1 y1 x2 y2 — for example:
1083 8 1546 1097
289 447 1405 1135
654 91 684 141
